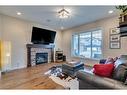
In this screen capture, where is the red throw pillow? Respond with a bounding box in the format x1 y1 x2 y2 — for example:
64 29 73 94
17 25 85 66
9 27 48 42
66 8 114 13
93 63 114 77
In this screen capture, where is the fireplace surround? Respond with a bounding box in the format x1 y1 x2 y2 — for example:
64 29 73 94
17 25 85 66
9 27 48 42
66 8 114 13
26 44 54 67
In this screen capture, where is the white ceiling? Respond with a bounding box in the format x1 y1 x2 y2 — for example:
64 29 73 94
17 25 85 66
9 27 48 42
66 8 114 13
0 6 118 31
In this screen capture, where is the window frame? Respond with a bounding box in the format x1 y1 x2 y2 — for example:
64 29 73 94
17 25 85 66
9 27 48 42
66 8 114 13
71 28 103 60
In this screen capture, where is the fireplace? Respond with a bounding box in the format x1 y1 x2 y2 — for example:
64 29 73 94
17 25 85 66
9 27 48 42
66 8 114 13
26 44 54 67
36 53 48 65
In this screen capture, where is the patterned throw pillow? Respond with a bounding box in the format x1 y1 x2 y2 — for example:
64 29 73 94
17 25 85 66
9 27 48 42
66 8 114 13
105 58 114 64
113 64 127 82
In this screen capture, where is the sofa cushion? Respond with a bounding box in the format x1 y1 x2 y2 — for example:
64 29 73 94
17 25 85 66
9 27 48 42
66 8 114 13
93 64 114 77
120 55 127 60
113 64 127 82
114 55 127 68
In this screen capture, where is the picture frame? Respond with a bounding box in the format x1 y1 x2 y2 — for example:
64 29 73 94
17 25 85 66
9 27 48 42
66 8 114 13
110 27 120 35
109 27 121 49
110 42 120 49
110 35 120 42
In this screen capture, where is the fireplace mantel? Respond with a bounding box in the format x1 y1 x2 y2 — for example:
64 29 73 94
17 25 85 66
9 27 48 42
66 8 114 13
26 44 55 67
26 44 55 48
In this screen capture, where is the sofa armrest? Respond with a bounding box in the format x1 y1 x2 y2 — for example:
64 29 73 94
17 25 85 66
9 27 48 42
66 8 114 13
76 70 127 89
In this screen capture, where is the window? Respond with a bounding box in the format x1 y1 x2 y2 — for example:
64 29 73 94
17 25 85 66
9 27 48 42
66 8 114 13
72 29 102 59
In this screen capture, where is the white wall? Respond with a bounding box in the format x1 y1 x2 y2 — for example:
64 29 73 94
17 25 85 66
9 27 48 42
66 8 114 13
62 16 127 66
0 14 62 70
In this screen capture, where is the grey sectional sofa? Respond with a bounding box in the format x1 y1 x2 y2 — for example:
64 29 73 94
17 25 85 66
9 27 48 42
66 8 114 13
77 70 127 89
76 55 127 89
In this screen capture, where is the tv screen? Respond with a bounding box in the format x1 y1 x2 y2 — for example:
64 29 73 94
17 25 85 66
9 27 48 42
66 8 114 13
31 27 56 44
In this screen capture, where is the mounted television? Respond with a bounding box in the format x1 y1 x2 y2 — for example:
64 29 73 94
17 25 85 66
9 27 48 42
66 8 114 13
31 27 56 44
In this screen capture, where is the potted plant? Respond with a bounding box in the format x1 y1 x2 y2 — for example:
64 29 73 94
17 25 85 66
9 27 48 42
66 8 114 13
116 5 127 23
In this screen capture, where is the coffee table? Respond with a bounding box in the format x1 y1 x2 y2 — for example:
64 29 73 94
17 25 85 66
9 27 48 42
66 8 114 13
62 61 84 77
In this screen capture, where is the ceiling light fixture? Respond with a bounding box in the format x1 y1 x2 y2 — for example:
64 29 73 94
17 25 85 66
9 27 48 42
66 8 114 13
58 8 70 19
108 10 113 14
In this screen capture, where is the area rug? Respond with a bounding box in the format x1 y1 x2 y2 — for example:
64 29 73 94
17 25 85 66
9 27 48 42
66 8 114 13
44 65 79 89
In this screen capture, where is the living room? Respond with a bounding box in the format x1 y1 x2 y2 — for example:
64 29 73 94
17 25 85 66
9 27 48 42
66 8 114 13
0 4 127 91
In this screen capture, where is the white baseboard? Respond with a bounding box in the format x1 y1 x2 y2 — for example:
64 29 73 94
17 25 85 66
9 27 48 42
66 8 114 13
11 65 27 70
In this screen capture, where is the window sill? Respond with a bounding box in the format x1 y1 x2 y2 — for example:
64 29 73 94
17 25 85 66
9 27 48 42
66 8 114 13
72 55 101 61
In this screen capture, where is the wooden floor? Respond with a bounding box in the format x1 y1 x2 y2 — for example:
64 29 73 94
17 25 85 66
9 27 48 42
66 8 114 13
0 63 64 89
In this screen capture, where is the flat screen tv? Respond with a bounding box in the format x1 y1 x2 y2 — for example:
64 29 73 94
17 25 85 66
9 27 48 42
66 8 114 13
31 27 56 44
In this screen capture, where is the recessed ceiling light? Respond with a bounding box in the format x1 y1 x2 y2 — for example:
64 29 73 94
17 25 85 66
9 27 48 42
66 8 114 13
17 12 22 15
61 26 64 30
108 10 113 14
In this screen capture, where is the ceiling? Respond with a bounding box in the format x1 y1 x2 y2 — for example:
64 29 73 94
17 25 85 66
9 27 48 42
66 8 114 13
0 6 118 31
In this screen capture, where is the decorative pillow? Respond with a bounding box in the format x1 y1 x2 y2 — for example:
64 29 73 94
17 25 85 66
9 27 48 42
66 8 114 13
105 58 114 64
99 59 106 64
93 63 114 77
113 57 118 62
113 64 127 82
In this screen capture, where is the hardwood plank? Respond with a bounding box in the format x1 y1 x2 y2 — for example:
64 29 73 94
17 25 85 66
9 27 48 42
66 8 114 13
0 63 64 89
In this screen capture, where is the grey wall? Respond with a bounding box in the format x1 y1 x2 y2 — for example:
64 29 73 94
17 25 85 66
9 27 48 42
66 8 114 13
62 16 127 66
1 14 127 69
0 14 62 70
